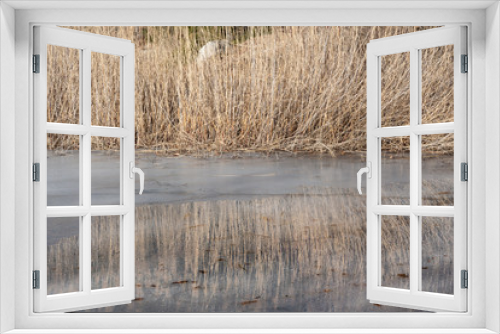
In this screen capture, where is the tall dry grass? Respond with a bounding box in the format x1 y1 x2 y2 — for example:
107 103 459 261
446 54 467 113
46 26 454 155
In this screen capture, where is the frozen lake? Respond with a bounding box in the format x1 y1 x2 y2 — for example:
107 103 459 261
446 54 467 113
46 151 454 313
47 151 453 207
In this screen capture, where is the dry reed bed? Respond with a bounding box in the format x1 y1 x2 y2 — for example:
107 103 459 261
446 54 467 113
48 185 453 312
46 26 454 155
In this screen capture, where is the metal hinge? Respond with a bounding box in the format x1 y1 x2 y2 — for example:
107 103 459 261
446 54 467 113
33 54 40 73
33 163 40 182
461 162 468 182
461 270 468 289
461 54 468 73
32 270 40 289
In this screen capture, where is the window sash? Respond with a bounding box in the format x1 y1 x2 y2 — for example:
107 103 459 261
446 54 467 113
365 26 468 312
32 25 136 313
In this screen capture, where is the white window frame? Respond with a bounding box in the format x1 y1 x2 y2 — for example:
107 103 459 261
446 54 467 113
365 26 468 312
33 26 136 313
1 2 499 333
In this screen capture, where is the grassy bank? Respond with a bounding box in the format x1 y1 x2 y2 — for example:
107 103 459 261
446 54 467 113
46 26 454 155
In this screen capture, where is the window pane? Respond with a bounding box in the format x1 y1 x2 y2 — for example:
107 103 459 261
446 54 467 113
421 217 454 294
47 133 80 206
47 217 80 295
421 134 454 206
91 137 121 205
381 52 410 127
91 52 121 127
47 45 80 124
421 45 454 124
381 137 410 205
381 215 410 290
92 215 121 289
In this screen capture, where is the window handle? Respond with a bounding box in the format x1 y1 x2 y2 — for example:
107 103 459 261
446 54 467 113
357 162 372 195
129 162 145 195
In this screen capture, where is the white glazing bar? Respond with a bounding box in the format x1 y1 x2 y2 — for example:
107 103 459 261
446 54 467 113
82 48 91 211
47 206 129 217
90 205 129 216
120 55 125 288
409 47 420 295
412 206 455 217
372 126 411 138
46 123 129 138
365 46 380 299
78 48 85 292
375 55 382 289
90 126 129 138
372 205 455 217
46 206 90 217
122 48 136 299
46 123 88 135
120 56 125 288
82 47 92 294
416 47 424 292
372 123 453 138
372 205 411 216
413 122 454 135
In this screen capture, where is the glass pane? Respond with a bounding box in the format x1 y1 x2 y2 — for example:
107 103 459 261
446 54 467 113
91 52 121 127
421 45 454 124
422 134 454 206
47 134 80 206
47 217 80 295
381 215 410 290
92 215 121 289
47 45 80 124
421 217 454 294
91 137 121 205
381 137 410 205
381 52 410 127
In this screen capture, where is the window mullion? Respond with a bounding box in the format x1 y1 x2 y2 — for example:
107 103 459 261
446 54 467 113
409 47 421 294
82 47 92 294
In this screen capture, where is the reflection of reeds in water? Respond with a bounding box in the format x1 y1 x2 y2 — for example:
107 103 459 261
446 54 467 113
47 235 79 295
48 183 453 312
47 217 121 294
91 216 121 290
421 216 454 294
